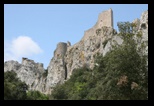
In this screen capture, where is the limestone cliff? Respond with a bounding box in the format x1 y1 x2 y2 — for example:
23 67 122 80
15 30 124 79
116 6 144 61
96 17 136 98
4 9 148 95
4 58 47 93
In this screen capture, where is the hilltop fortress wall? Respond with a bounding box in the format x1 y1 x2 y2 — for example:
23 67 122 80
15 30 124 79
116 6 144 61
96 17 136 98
97 8 113 28
54 42 67 58
83 8 113 40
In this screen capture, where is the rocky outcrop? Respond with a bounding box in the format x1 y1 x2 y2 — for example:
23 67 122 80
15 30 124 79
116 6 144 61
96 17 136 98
132 10 148 56
4 9 148 95
43 9 115 94
45 42 67 94
64 26 118 79
4 58 46 93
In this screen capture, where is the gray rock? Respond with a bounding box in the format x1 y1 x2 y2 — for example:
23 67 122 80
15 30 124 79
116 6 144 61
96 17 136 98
4 9 148 95
4 58 46 94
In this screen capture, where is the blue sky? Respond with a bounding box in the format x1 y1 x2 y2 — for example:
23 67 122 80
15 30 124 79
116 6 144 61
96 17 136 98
4 4 148 69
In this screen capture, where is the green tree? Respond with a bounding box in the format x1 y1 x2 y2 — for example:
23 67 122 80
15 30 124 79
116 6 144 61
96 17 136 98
49 21 148 100
93 21 148 100
4 71 49 100
4 71 28 100
26 91 49 100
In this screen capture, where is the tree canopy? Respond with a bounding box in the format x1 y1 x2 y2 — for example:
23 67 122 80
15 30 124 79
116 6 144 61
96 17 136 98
4 71 49 100
50 21 148 100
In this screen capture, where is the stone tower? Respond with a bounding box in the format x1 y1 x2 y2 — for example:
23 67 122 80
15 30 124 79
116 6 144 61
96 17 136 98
54 42 67 58
82 8 114 40
97 8 113 28
22 57 27 64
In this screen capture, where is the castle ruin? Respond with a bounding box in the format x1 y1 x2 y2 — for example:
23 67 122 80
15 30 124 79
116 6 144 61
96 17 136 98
97 8 113 28
22 57 44 72
83 8 113 40
54 42 67 58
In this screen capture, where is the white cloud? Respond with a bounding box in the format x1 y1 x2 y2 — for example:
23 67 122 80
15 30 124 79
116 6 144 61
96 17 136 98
4 36 43 62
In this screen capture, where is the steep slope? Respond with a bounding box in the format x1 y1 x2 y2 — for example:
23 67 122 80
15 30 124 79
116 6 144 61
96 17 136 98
4 9 148 95
45 9 116 94
45 9 148 94
4 58 47 93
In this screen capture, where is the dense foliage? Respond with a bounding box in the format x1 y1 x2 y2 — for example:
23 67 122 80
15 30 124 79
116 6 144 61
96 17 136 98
50 22 148 100
26 91 49 100
4 71 49 100
50 67 95 100
4 71 28 100
4 21 148 100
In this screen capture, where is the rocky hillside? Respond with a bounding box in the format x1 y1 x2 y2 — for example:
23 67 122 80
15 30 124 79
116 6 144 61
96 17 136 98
4 9 148 95
4 58 47 93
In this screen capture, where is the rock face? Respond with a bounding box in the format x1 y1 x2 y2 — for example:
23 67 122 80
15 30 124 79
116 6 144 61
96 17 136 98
45 42 67 94
4 58 47 93
132 10 148 56
44 9 115 94
140 10 148 41
4 9 148 95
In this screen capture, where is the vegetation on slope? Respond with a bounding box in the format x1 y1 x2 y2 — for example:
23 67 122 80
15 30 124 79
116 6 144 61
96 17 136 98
4 21 148 100
4 71 49 100
50 22 148 100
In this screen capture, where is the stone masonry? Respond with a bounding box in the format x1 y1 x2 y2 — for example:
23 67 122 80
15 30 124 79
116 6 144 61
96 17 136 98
97 8 113 28
4 9 148 95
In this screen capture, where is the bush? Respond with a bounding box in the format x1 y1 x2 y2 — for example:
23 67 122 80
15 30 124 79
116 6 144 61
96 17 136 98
4 71 28 100
50 21 148 100
4 71 49 100
26 91 49 100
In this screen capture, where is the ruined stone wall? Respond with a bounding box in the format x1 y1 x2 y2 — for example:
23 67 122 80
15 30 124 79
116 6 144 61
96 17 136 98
97 8 113 28
22 57 44 72
22 57 35 66
4 9 148 95
54 42 67 58
37 63 43 68
82 8 113 40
